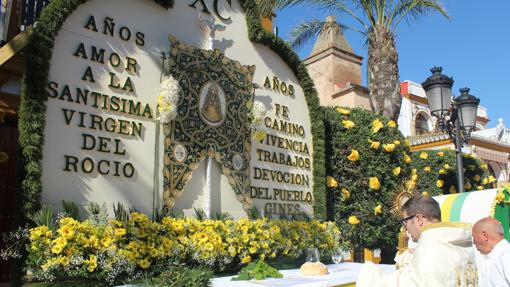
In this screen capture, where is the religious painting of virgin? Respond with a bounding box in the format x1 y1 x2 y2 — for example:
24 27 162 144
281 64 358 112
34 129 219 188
199 81 226 126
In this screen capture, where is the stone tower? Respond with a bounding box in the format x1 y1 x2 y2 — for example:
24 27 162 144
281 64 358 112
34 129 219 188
303 16 370 109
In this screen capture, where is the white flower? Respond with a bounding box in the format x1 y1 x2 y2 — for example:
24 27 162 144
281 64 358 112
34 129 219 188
251 101 267 141
157 75 180 124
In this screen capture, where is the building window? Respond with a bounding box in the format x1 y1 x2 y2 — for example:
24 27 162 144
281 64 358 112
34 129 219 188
415 113 430 135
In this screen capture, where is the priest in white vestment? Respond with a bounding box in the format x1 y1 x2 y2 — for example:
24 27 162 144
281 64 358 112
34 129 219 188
357 195 478 287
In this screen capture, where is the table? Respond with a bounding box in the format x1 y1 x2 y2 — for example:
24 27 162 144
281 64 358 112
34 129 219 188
211 262 395 287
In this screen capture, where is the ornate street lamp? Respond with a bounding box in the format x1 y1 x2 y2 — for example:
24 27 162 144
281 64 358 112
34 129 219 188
422 67 480 193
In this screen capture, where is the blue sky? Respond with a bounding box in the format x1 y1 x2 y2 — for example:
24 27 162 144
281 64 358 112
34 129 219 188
273 0 510 127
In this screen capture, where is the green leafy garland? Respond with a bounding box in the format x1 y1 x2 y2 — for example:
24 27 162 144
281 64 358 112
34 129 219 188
409 150 496 196
324 107 412 249
18 0 326 222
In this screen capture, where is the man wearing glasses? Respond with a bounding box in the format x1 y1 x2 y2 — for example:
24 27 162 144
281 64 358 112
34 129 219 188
357 194 478 287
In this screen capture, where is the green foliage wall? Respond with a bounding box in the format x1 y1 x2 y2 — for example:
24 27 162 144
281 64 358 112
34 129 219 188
324 107 412 248
409 150 496 196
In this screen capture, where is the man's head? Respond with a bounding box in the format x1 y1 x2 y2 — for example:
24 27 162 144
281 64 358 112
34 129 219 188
400 195 441 242
472 217 504 255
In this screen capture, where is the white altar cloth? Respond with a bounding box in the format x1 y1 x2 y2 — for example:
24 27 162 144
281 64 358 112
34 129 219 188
211 262 395 287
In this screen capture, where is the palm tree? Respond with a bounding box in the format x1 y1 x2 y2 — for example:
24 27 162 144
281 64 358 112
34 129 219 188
261 0 448 120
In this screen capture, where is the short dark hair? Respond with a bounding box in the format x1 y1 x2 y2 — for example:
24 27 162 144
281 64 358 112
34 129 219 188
401 195 441 222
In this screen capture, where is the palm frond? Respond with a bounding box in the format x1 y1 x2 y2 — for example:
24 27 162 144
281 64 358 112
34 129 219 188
29 205 56 230
389 0 449 32
62 200 81 220
113 202 130 223
288 18 347 51
308 0 369 31
193 207 208 220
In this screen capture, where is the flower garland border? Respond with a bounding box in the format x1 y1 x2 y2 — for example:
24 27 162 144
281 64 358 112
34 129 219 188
17 0 326 229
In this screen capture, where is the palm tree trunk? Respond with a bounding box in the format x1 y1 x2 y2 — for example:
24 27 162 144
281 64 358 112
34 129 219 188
367 26 401 121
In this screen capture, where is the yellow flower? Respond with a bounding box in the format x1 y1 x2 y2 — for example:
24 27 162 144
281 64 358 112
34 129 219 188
465 182 472 190
411 174 418 181
405 138 411 147
482 177 488 185
436 151 444 157
443 164 451 169
405 180 416 190
372 119 384 133
436 180 444 188
422 191 430 197
439 168 446 175
403 153 412 164
369 177 381 190
139 259 150 269
383 143 396 152
496 191 505 203
252 130 266 141
336 107 350 115
241 255 252 264
392 167 401 176
370 141 381 149
419 152 429 159
326 176 339 188
481 164 488 170
424 166 431 172
474 175 481 182
348 216 360 225
341 188 350 200
449 185 457 194
393 140 401 145
342 120 355 129
477 185 484 190
411 168 417 175
374 205 382 215
388 120 397 128
488 176 496 183
347 149 360 161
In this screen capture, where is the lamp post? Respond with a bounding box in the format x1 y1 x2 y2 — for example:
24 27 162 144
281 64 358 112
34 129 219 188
422 67 480 193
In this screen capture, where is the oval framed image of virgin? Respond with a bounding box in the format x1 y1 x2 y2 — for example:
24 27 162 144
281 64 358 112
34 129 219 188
199 81 226 127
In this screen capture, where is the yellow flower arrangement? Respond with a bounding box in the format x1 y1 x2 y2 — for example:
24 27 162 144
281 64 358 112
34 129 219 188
348 216 360 225
342 120 355 129
372 119 384 133
388 120 397 128
383 143 396 152
347 149 360 161
336 107 350 115
369 177 381 190
392 167 401 176
326 176 339 188
419 152 428 159
27 213 342 283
